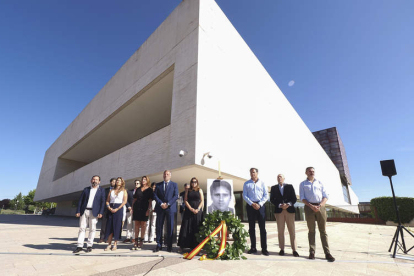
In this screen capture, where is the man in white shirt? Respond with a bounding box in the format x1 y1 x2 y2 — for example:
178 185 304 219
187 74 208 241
73 175 105 254
299 167 335 262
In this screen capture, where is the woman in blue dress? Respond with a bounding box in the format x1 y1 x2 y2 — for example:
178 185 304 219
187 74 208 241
104 177 127 251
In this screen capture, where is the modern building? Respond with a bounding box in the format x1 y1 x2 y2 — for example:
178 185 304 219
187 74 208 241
35 0 359 220
358 202 373 218
312 127 358 209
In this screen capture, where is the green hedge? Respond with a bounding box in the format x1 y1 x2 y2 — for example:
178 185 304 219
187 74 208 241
371 197 414 224
0 209 25 215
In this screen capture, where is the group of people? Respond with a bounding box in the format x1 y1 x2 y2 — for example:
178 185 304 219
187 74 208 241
244 167 335 262
73 167 335 262
73 170 203 254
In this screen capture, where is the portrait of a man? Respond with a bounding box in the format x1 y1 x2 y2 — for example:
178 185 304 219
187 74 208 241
207 179 235 214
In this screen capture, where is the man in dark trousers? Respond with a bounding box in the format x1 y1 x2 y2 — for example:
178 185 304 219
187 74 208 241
73 175 106 253
98 178 116 243
153 170 178 253
270 174 299 257
242 168 269 256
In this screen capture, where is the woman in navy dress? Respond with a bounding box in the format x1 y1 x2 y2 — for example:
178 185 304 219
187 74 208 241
132 176 153 250
104 177 127 251
178 177 205 250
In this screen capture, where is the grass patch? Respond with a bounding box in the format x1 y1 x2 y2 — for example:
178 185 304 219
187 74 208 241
0 209 25 215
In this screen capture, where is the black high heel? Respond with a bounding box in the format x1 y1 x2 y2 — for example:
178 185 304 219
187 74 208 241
138 237 144 249
131 239 139 250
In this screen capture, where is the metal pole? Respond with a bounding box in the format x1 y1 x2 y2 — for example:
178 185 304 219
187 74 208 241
388 176 402 225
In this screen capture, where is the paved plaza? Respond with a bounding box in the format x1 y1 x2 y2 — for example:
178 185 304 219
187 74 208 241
0 214 413 275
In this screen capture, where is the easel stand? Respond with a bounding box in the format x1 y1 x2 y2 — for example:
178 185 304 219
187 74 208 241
387 176 414 258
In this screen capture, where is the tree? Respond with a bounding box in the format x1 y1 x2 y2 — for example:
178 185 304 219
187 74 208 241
8 190 56 213
0 199 11 209
10 193 25 210
24 189 36 206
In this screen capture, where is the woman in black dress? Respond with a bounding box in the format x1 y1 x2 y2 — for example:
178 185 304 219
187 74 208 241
178 177 205 250
132 175 153 250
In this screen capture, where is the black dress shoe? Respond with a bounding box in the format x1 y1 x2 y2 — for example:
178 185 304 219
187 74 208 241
73 247 83 254
167 247 172 253
325 253 335 262
247 248 257 254
293 251 299 257
279 250 285 256
309 252 315 259
153 247 161 253
86 247 92 253
262 250 269 256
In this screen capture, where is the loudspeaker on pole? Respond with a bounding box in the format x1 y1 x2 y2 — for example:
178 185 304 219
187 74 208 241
380 159 397 177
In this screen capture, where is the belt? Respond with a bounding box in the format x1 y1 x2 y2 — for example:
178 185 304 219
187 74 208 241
309 202 320 206
86 208 92 210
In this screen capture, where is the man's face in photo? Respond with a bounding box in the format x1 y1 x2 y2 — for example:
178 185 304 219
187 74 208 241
212 185 231 211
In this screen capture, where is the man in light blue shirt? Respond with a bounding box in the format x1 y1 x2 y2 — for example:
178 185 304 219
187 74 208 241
299 167 335 262
243 168 269 256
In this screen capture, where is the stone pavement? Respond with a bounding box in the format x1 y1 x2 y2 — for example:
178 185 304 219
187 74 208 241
0 214 413 275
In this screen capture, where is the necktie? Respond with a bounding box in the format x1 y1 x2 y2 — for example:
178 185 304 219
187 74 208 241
164 181 168 193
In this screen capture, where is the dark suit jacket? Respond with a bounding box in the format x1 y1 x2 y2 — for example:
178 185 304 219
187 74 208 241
270 184 297 214
125 189 134 212
153 181 179 213
76 186 106 217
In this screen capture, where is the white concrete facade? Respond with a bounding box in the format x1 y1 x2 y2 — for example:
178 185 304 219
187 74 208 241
35 0 358 216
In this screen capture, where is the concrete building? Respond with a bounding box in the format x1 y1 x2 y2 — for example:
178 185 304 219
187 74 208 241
35 0 359 219
313 127 358 209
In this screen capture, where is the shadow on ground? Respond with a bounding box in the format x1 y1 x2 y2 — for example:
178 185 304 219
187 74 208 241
0 214 102 228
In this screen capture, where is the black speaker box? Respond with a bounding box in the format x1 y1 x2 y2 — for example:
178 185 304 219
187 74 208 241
380 159 397 177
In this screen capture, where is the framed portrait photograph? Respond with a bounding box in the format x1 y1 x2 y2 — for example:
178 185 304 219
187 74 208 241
207 179 235 214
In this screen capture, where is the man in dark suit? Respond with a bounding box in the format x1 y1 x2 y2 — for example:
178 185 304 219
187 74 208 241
153 170 178 252
73 175 106 253
270 174 299 257
98 178 116 243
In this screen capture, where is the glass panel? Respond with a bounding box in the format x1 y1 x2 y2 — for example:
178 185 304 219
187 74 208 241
234 193 244 221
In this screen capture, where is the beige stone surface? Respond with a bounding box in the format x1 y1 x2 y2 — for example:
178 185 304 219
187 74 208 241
1 215 413 276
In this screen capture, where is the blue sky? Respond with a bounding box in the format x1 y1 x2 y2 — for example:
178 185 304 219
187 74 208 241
1 0 413 202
